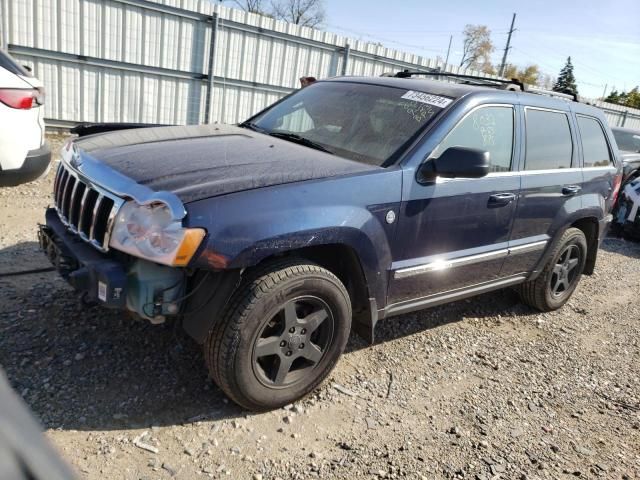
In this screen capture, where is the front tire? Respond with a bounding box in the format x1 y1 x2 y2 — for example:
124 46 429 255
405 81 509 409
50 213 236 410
518 228 587 312
204 260 351 411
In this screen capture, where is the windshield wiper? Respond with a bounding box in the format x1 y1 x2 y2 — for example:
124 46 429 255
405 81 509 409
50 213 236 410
238 121 267 133
268 132 334 154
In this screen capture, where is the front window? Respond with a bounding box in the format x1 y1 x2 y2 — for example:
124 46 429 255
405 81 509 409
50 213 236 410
246 82 452 166
431 105 514 172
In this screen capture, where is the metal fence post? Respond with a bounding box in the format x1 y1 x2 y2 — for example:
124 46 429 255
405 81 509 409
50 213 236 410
620 110 628 128
0 0 8 50
204 13 219 124
341 43 350 76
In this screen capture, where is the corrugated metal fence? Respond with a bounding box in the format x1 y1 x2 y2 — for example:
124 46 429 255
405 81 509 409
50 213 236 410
590 99 640 130
1 0 639 130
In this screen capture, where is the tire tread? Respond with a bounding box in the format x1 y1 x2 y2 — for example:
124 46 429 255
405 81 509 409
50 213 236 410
204 258 349 411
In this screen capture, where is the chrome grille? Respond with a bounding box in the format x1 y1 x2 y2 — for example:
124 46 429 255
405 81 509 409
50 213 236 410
52 161 122 252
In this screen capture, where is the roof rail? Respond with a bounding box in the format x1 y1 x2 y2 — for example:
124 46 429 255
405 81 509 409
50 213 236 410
390 69 579 102
392 70 525 91
525 85 578 102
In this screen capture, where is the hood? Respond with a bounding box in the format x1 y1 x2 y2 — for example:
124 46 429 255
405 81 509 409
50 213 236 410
75 124 378 203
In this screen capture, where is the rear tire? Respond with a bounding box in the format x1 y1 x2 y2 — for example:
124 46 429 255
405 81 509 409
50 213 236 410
204 259 351 411
518 228 587 312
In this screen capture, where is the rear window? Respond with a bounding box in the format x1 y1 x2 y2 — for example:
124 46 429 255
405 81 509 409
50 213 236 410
577 116 613 167
525 109 573 170
0 49 32 77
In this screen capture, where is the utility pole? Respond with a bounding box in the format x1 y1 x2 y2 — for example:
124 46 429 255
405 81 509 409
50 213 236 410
601 83 608 100
499 13 516 77
444 35 452 70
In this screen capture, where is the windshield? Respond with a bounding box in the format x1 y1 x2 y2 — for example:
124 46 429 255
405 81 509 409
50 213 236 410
613 129 640 153
247 82 451 166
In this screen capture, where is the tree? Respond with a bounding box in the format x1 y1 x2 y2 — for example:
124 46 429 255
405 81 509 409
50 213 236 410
627 87 640 109
605 89 621 104
480 61 497 75
502 63 540 86
606 87 640 108
271 0 325 27
222 0 267 14
503 63 518 79
553 57 578 97
459 25 494 71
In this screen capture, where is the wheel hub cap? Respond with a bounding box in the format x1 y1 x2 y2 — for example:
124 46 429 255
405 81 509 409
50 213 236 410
286 334 303 351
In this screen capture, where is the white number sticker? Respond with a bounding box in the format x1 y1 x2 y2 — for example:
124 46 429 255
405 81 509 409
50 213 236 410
401 90 453 108
98 281 107 302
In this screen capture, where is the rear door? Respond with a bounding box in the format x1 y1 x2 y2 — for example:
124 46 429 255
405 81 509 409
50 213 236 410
501 106 582 276
575 115 618 216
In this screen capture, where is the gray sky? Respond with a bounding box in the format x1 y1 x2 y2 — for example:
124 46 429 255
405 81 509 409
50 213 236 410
324 0 640 98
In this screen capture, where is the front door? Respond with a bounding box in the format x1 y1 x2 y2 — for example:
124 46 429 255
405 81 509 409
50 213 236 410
388 104 520 306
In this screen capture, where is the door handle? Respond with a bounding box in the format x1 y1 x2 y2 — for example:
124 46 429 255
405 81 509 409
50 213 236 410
488 192 516 207
562 185 582 196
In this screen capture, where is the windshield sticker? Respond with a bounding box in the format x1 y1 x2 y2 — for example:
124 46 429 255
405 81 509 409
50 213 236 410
401 101 436 123
401 91 453 108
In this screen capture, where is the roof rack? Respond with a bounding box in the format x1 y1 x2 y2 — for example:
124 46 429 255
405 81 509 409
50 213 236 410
525 85 578 102
390 70 578 102
393 70 525 91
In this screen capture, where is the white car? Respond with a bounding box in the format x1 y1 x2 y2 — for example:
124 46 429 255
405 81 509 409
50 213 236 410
0 49 50 186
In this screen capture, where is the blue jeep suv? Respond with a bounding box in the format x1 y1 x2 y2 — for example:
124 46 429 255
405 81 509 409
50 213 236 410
40 74 622 410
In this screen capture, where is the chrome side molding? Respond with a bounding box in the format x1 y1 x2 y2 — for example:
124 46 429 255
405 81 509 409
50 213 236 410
394 240 547 279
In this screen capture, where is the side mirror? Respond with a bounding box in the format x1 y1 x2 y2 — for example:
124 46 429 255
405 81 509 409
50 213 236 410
418 146 490 183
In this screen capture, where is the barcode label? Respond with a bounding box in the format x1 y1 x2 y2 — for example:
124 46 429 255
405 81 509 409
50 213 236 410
401 90 453 108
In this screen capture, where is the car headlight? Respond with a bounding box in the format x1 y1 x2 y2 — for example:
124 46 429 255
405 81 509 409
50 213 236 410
110 202 205 266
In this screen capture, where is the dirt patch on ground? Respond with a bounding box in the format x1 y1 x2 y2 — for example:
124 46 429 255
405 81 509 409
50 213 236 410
0 134 638 479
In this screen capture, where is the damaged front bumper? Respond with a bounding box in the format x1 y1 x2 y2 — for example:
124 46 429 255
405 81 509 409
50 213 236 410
39 208 185 323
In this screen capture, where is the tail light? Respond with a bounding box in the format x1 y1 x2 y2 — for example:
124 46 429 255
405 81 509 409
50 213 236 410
611 173 623 205
0 88 44 109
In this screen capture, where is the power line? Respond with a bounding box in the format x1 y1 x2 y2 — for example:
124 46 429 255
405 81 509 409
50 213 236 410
510 46 559 73
324 24 444 53
510 46 614 93
516 42 627 85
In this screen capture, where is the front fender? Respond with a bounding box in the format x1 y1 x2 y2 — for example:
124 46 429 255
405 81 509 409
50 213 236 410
184 169 403 308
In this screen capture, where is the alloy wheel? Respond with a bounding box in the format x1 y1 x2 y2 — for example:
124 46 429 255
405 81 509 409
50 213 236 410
550 244 581 297
252 296 334 387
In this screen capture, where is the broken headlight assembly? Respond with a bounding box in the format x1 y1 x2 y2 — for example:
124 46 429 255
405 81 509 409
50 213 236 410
110 202 205 267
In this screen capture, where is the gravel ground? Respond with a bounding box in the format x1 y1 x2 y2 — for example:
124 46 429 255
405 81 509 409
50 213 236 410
0 134 638 480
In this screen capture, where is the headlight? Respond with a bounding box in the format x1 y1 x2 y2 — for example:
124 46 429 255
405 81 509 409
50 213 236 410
110 202 205 266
